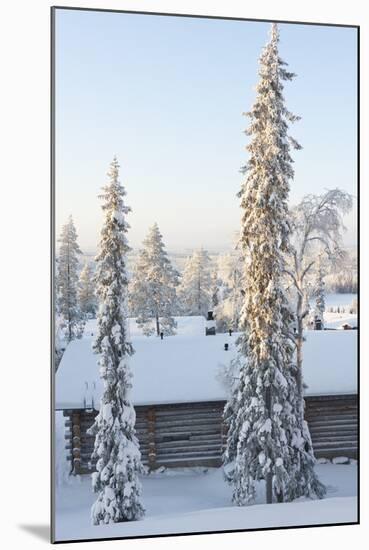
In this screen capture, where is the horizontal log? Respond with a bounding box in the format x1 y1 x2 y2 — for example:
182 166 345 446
155 437 221 449
312 440 357 449
307 404 357 411
308 414 357 421
308 419 357 430
155 457 222 469
155 410 223 420
309 423 357 433
155 422 221 433
156 450 222 461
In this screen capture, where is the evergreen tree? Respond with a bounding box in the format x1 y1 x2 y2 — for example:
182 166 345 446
179 248 211 316
56 215 84 342
210 270 220 308
223 24 325 505
215 251 244 332
88 157 145 524
78 261 97 317
129 223 180 336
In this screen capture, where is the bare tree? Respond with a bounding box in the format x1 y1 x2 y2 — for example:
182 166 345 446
285 188 353 411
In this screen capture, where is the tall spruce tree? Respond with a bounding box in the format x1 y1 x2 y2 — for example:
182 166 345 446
179 248 212 316
223 24 325 505
88 157 145 524
78 261 97 317
129 223 179 336
56 215 84 342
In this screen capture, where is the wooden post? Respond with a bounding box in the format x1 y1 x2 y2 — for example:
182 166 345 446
147 407 157 471
72 411 82 475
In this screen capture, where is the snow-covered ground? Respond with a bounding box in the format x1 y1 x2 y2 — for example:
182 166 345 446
324 311 357 329
308 293 357 329
324 293 357 308
54 463 357 541
54 297 358 541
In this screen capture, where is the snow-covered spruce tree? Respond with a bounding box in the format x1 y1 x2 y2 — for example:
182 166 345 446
313 255 325 326
78 260 97 317
223 24 325 505
88 157 144 525
129 223 179 336
56 215 84 342
179 248 211 316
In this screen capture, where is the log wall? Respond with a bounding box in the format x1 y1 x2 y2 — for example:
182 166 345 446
63 394 357 475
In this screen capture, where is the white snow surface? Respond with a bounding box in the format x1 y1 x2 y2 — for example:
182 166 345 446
56 317 357 409
324 311 357 329
54 463 357 541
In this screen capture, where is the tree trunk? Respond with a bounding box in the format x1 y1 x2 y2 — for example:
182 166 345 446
296 288 304 424
265 385 273 504
155 314 160 336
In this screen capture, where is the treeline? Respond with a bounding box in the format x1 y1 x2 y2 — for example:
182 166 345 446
56 218 357 356
325 270 357 294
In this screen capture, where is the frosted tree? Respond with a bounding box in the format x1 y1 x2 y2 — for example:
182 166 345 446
285 189 352 386
129 223 180 336
210 270 220 308
88 157 145 525
313 255 325 326
78 261 97 317
223 24 325 505
324 249 357 293
56 215 84 342
55 315 67 370
179 248 211 316
215 250 244 332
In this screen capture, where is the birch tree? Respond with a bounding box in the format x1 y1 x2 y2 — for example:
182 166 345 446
285 189 352 390
313 255 325 326
88 157 145 524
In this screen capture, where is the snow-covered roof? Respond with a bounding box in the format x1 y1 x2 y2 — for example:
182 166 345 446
55 320 357 410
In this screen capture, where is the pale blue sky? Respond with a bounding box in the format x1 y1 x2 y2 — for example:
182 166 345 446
55 9 358 253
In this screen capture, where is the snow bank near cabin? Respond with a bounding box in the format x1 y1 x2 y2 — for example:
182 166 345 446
55 320 357 409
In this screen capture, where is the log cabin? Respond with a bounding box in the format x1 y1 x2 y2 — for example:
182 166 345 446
55 318 358 475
